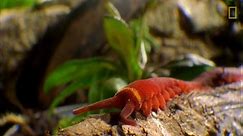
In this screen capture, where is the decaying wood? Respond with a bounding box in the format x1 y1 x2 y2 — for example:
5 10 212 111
58 82 243 136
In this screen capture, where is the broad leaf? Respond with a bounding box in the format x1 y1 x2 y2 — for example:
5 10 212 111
88 74 119 104
130 19 149 69
88 77 100 104
104 16 142 81
49 80 87 112
169 65 213 81
105 2 121 19
48 59 115 112
103 77 127 91
164 54 215 80
0 0 37 9
88 77 127 113
44 58 114 93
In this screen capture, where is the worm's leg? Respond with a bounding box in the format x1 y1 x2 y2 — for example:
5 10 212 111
120 100 136 126
174 86 182 95
142 100 153 117
157 93 166 109
152 96 160 111
167 88 176 98
147 99 152 115
141 101 149 116
161 89 170 101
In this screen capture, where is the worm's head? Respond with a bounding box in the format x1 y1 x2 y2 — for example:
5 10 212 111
116 87 142 111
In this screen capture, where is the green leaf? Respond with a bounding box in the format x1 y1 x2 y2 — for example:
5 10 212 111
130 19 149 69
49 80 87 113
169 65 213 81
44 58 114 93
165 54 215 69
87 73 116 103
105 2 121 19
104 16 134 61
103 77 127 91
162 54 215 80
224 0 236 5
88 77 127 114
104 16 142 81
88 78 100 104
48 59 116 112
0 0 37 10
87 77 107 114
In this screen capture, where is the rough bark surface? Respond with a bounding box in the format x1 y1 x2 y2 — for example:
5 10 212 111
58 82 243 136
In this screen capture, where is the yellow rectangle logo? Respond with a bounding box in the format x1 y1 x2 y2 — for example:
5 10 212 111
228 6 237 19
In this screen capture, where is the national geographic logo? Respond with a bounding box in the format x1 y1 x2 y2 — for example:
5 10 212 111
228 0 242 20
228 6 237 19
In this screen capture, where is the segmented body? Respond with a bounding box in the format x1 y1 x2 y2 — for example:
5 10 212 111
73 67 243 125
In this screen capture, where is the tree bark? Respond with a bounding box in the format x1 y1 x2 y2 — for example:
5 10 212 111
58 82 243 136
